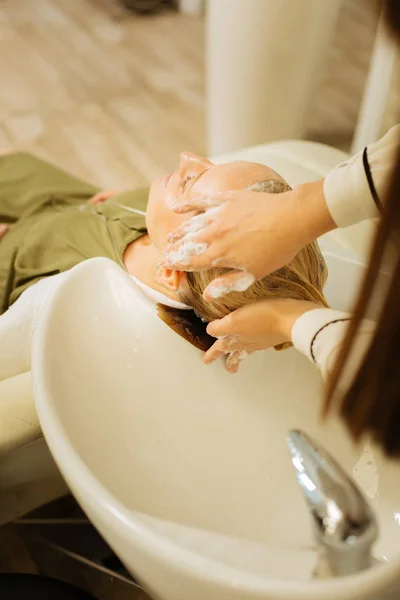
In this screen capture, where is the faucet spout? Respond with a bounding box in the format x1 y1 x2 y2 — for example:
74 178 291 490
286 430 378 578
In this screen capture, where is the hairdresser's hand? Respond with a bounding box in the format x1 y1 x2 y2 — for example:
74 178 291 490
0 223 9 240
205 298 319 373
165 179 335 301
87 190 122 205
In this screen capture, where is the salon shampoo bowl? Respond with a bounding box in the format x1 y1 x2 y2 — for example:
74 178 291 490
32 141 400 600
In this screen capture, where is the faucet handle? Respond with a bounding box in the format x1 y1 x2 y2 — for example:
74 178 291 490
286 429 378 577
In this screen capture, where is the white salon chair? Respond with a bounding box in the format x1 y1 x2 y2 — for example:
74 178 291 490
0 138 374 526
0 373 68 524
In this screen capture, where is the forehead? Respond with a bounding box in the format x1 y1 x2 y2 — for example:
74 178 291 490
146 160 285 249
191 161 282 195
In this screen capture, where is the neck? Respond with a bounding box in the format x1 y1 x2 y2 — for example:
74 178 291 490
123 235 180 303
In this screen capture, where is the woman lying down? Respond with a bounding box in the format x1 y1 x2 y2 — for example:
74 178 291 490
0 150 328 381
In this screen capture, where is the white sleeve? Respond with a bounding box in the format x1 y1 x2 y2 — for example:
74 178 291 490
291 308 376 388
0 273 68 382
324 124 400 228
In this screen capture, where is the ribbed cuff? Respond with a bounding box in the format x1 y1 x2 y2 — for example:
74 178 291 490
292 308 350 362
323 151 380 228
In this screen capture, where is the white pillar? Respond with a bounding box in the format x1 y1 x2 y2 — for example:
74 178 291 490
179 0 204 16
351 9 398 153
207 0 343 155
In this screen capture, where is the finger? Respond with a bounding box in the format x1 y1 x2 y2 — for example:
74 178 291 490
225 352 240 374
225 351 241 373
166 209 219 244
163 239 208 270
203 337 235 365
204 341 226 365
88 190 118 205
218 335 241 350
166 222 199 245
204 335 242 366
173 193 226 214
88 194 109 205
164 240 222 272
225 349 249 374
203 270 256 301
0 223 10 240
204 349 225 366
206 314 234 338
87 192 104 205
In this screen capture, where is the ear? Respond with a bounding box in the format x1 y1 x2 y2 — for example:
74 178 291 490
156 265 181 291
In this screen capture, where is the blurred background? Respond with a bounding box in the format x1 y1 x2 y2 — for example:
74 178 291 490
0 0 398 190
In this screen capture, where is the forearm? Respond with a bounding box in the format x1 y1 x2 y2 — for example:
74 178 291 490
291 125 400 246
292 178 336 245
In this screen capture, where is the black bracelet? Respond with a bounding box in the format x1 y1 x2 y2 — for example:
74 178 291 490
310 318 351 363
362 147 382 211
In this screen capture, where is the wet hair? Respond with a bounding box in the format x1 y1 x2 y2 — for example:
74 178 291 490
181 179 329 351
324 0 400 457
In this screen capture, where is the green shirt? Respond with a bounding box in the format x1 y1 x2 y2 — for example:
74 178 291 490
0 153 148 315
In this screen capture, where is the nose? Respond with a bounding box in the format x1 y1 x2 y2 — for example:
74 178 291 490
179 151 198 175
179 152 214 177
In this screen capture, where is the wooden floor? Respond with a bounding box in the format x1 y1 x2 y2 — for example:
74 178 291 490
0 0 205 189
308 0 398 146
0 0 397 193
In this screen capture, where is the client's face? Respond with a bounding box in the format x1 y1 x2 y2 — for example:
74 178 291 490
146 152 284 251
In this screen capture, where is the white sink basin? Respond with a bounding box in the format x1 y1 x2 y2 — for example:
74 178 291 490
32 245 400 600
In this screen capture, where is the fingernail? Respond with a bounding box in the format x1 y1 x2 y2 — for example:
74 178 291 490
206 273 256 300
228 365 239 374
226 360 239 373
206 285 228 300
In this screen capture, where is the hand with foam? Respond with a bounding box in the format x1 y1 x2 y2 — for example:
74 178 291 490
204 298 319 373
165 179 335 301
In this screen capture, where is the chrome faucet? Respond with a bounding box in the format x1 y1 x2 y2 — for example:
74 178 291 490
286 430 378 578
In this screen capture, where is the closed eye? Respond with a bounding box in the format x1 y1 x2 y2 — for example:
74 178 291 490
180 168 208 193
180 173 196 189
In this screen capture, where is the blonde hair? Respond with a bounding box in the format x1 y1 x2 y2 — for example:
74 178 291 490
181 179 328 350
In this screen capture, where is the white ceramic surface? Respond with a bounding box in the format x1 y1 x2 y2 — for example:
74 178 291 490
33 248 400 600
32 139 399 600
